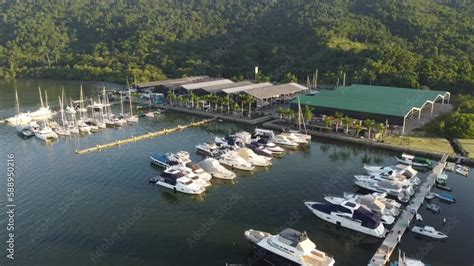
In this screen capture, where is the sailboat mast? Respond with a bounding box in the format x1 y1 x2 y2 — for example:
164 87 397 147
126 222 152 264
129 91 133 116
45 90 49 108
15 89 20 115
38 87 44 108
297 96 302 131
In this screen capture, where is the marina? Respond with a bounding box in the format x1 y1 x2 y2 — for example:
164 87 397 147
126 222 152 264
0 80 473 265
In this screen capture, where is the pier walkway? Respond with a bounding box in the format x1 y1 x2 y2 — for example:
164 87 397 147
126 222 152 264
368 154 449 266
75 118 214 154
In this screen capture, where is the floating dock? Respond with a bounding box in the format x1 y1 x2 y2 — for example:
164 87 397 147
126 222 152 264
368 154 449 266
75 118 214 154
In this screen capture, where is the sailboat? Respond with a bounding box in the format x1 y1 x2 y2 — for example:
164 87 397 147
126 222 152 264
77 86 91 134
126 90 139 123
144 95 154 118
35 89 58 141
8 89 33 126
55 96 71 136
96 96 106 129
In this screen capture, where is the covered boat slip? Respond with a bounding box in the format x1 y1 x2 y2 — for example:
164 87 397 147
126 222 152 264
294 84 451 134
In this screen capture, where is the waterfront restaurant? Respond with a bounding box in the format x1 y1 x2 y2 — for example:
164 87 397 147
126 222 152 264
292 84 451 134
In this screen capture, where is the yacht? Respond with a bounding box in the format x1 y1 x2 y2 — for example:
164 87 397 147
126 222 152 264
77 121 91 134
353 173 414 187
364 165 420 185
324 196 395 225
185 162 212 181
253 128 276 139
304 201 386 238
198 158 236 180
166 165 211 188
236 148 272 167
153 168 205 195
234 131 253 144
195 142 222 157
255 138 285 155
354 179 412 202
246 143 273 158
364 164 414 175
280 132 309 145
126 91 139 123
219 151 255 171
396 153 433 168
150 151 190 168
244 228 335 266
272 134 299 148
343 192 401 216
287 129 311 141
411 225 447 239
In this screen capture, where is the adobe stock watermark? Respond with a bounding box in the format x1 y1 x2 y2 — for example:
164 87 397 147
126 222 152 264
187 192 243 248
29 187 84 244
89 207 144 264
6 153 16 260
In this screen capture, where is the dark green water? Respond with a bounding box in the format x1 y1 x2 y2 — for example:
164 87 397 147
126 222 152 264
0 80 473 266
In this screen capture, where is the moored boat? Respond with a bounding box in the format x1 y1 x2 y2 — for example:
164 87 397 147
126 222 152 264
396 153 433 168
198 158 236 180
411 225 447 239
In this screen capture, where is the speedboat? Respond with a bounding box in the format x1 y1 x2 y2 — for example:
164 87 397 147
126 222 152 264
198 158 236 180
435 192 456 203
126 115 139 123
234 131 253 144
426 203 441 213
287 130 311 140
144 111 154 118
254 138 285 155
244 228 335 266
280 132 309 145
77 121 91 134
150 151 190 168
364 164 415 175
353 173 414 187
195 142 222 157
411 225 447 239
396 153 433 168
7 113 32 125
246 143 273 158
271 134 299 148
324 196 395 225
166 165 211 188
455 165 469 176
35 126 58 141
425 192 436 200
354 179 412 203
153 168 205 195
304 201 386 238
219 151 255 171
253 128 275 139
236 148 271 167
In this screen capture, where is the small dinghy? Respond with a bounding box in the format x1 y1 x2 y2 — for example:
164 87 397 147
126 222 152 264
436 183 452 192
411 225 447 239
455 165 470 177
436 192 456 203
425 203 441 213
425 192 436 200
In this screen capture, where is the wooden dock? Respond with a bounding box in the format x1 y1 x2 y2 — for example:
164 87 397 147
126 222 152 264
75 118 214 155
368 154 449 266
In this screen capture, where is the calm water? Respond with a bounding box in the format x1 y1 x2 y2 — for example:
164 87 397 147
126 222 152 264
0 80 473 266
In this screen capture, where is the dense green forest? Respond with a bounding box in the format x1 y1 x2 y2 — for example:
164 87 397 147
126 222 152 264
0 0 473 93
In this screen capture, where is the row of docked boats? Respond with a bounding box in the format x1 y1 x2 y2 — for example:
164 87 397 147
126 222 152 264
148 128 311 195
9 87 142 141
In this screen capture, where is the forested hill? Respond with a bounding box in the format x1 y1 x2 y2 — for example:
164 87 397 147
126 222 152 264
0 0 473 93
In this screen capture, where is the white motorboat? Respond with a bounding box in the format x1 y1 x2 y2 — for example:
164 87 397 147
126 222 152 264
253 128 275 139
411 225 447 239
354 179 412 203
219 151 255 171
144 112 155 118
166 166 211 188
396 153 433 168
354 174 414 187
343 192 401 216
236 148 272 167
244 228 335 266
364 164 414 175
324 196 395 224
185 162 212 181
126 90 139 123
364 164 420 185
272 134 299 147
253 138 285 155
234 131 253 144
288 129 311 140
280 132 309 145
153 168 206 195
195 142 222 157
304 200 386 238
77 121 91 134
198 158 236 180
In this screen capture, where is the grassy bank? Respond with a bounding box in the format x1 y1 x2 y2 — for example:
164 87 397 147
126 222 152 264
383 136 453 154
458 139 474 158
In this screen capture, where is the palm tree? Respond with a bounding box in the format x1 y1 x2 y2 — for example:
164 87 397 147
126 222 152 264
342 116 353 135
354 123 362 137
238 94 246 116
222 95 232 114
323 116 334 131
167 91 177 106
364 119 376 139
303 106 314 124
277 107 285 120
334 112 344 133
189 92 198 109
377 123 387 140
288 109 296 123
246 95 256 117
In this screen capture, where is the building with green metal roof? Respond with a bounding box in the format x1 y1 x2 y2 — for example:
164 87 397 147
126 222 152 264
291 84 451 134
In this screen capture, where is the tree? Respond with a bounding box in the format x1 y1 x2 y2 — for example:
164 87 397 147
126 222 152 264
376 123 386 140
334 112 344 132
323 116 334 131
342 116 354 134
167 91 177 106
303 106 314 123
364 119 376 139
